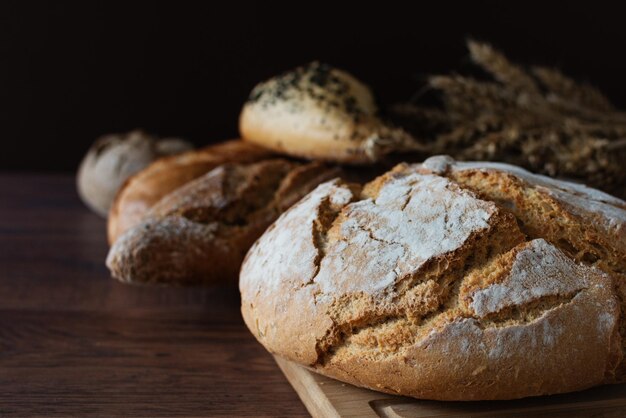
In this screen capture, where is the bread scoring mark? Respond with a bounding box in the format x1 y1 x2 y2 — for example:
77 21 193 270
318 293 576 366
416 279 618 361
308 189 361 287
312 257 561 366
327 279 613 364
417 316 564 360
438 158 626 236
417 313 565 362
240 179 356 294
468 239 594 317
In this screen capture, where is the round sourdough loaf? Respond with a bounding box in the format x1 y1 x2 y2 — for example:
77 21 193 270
107 139 275 244
239 62 418 164
240 155 626 400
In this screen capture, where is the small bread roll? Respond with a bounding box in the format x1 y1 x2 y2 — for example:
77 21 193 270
77 130 192 217
107 139 275 244
240 62 418 164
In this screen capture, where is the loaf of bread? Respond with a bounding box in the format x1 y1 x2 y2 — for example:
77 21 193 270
77 130 192 217
107 139 275 244
240 155 626 400
239 62 418 164
107 159 339 285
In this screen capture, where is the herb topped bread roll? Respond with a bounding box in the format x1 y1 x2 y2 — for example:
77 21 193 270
239 62 419 164
107 139 275 244
240 155 626 401
107 159 339 285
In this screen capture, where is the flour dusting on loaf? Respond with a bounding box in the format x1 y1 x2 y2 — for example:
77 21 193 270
469 239 596 317
314 173 495 296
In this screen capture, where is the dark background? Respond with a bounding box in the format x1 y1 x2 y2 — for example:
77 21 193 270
2 2 625 172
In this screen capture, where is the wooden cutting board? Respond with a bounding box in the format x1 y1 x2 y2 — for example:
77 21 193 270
275 356 626 417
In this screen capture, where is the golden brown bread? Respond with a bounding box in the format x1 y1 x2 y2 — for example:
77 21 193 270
239 62 418 164
106 159 340 285
107 139 275 244
240 155 626 400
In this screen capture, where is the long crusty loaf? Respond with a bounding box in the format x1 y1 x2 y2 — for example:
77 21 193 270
107 159 339 285
240 155 626 401
107 139 275 244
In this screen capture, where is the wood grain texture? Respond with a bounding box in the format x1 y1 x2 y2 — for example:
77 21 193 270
0 174 308 417
275 357 626 418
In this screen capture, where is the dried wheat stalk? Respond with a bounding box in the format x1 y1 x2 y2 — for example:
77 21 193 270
390 40 626 197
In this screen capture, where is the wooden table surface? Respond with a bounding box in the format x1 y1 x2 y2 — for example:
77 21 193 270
0 173 308 417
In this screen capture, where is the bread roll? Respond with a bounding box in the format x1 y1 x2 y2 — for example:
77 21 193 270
77 130 192 217
107 139 275 244
239 62 419 164
107 159 339 285
240 155 626 400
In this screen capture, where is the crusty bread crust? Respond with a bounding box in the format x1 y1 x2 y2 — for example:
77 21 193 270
107 159 339 285
107 139 275 244
240 155 626 400
239 62 417 164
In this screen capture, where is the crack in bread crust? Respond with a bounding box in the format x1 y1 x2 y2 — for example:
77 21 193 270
308 191 361 287
326 290 584 362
